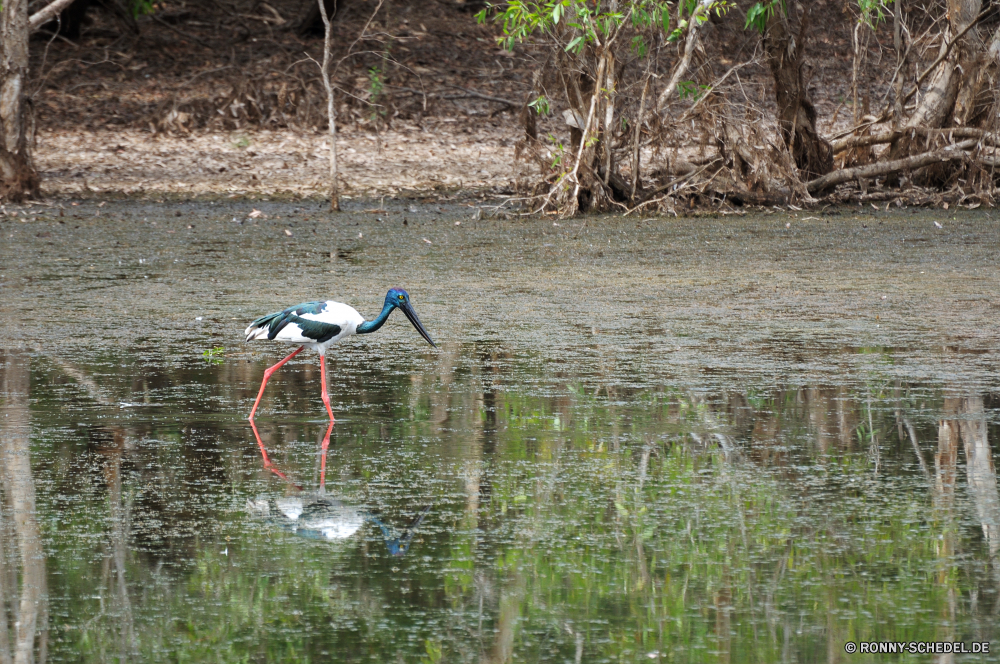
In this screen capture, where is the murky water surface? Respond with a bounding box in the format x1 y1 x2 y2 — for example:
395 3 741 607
1 201 999 662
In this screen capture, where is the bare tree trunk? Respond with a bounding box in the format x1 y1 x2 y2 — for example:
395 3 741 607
566 53 607 214
953 18 1000 129
889 0 982 163
630 77 649 202
762 1 833 180
0 0 40 202
892 0 906 129
654 0 714 113
318 0 340 212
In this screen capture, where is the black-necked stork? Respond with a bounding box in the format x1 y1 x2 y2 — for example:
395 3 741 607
244 288 436 424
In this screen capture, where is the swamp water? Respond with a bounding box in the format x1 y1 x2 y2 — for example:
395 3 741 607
0 200 999 663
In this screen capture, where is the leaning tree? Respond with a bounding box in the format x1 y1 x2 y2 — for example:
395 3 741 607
0 0 39 201
2 0 149 201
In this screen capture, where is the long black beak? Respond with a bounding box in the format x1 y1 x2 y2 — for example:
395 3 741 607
399 301 437 347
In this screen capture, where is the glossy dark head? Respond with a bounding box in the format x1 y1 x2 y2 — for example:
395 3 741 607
386 288 436 347
385 288 410 307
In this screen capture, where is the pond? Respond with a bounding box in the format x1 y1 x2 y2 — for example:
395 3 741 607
1 199 998 662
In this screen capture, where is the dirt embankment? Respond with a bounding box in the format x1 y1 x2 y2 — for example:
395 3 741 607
30 0 876 199
37 121 518 199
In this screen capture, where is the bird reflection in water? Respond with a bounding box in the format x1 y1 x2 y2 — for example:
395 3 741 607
249 418 334 487
368 505 432 557
248 422 431 556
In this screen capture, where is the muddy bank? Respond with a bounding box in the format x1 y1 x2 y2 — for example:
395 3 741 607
1 200 997 389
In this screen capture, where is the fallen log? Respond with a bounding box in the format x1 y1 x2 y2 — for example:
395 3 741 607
831 127 994 153
806 139 978 193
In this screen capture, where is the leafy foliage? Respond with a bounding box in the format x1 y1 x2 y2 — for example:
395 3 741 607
130 0 157 18
367 65 386 120
477 0 731 54
528 94 551 115
202 346 225 363
677 80 710 100
856 0 893 29
744 0 783 32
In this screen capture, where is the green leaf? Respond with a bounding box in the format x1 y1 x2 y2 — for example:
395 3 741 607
631 35 647 57
528 95 551 115
129 0 155 17
202 346 225 364
744 0 783 32
677 80 699 99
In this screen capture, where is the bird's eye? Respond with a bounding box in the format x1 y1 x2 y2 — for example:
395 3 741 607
398 294 404 300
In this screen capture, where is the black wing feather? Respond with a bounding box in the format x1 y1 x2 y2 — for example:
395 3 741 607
248 302 341 343
289 316 341 343
267 317 293 340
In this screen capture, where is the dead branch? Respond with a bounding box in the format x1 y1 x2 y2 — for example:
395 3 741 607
641 158 721 199
654 0 714 112
832 126 999 153
28 0 76 32
829 118 885 142
806 139 978 192
677 58 755 123
898 8 989 108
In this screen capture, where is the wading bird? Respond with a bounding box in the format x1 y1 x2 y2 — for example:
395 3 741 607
245 288 436 425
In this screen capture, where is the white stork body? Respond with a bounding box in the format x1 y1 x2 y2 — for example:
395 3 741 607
244 300 364 355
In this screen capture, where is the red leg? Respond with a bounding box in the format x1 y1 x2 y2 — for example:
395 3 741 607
318 421 334 490
249 418 300 488
319 354 336 424
317 356 335 490
248 346 305 421
249 418 273 466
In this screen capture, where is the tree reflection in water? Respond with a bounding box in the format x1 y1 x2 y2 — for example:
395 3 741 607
0 350 47 664
5 343 1000 663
